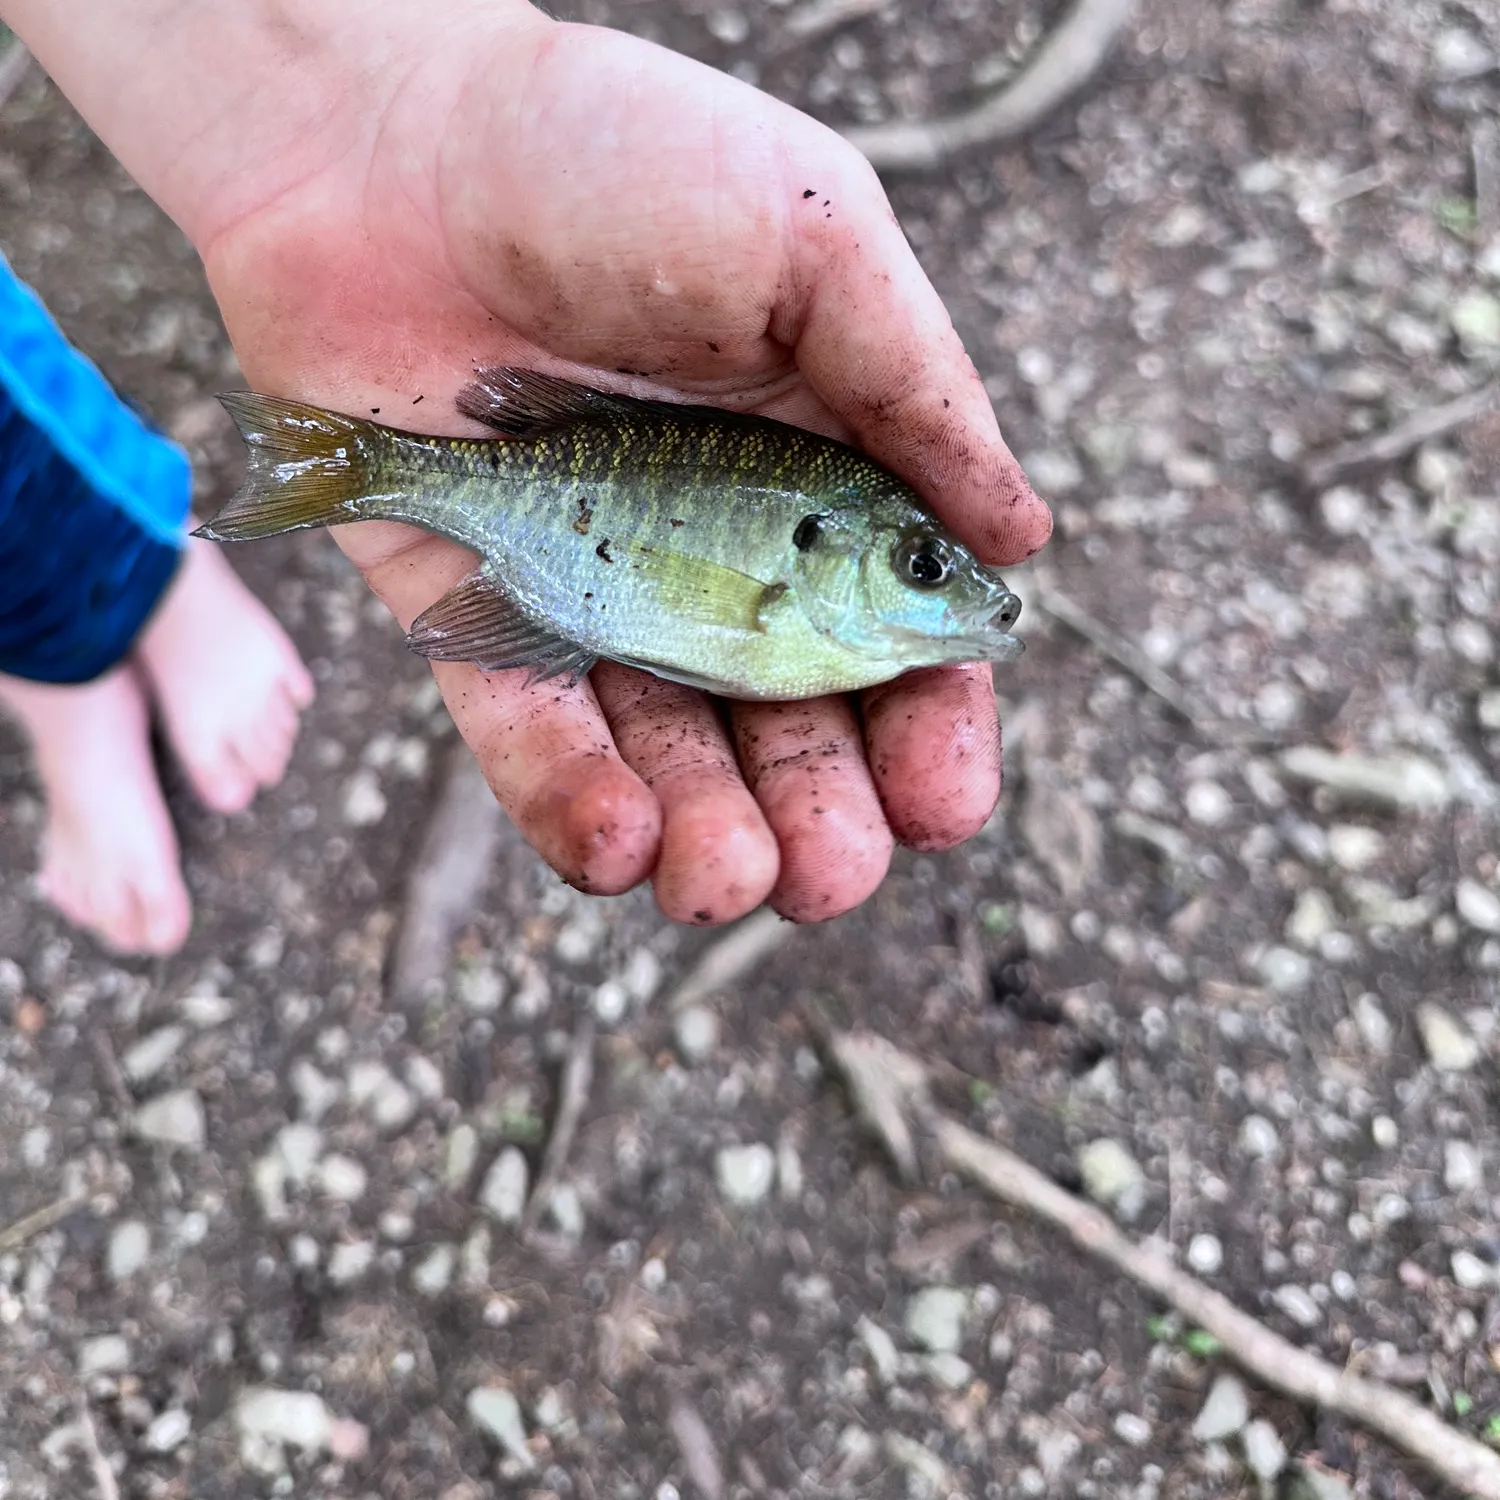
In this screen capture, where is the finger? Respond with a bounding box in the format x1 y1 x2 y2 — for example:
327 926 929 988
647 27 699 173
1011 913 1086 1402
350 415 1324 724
773 152 1052 567
590 663 779 925
332 522 663 894
861 663 1002 851
731 696 893 923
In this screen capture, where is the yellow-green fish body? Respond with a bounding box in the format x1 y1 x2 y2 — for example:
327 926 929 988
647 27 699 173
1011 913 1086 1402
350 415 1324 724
199 367 1024 700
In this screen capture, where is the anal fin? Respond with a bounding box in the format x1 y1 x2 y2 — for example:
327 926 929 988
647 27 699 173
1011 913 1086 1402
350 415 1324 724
406 570 596 684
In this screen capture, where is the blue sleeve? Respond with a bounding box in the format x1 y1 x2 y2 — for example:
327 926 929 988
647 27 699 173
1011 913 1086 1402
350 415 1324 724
0 253 190 684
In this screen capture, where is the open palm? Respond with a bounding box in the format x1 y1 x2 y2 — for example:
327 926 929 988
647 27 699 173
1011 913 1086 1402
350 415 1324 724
195 7 1051 924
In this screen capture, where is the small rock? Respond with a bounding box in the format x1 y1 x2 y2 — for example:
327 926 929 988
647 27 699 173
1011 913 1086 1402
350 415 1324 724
1452 1249 1493 1289
479 1147 529 1225
1345 878 1436 931
855 1314 900 1384
925 1352 974 1390
1286 889 1337 950
715 1142 775 1206
904 1286 970 1355
412 1244 456 1297
1271 1284 1322 1329
444 1123 479 1189
592 979 629 1025
466 1387 534 1470
1277 746 1450 811
1371 1115 1399 1149
1185 780 1234 827
236 1388 367 1459
405 1055 444 1101
456 964 506 1014
106 1220 150 1282
1112 1412 1151 1448
134 1089 206 1151
326 1240 375 1285
1327 825 1383 872
1241 1418 1288 1483
1318 486 1366 535
621 947 663 1004
1452 291 1500 352
1433 25 1496 80
341 769 387 826
548 1183 585 1239
1446 1140 1483 1194
1192 1374 1249 1442
1354 993 1392 1053
79 1334 130 1378
1457 879 1500 935
1254 946 1312 994
251 1154 289 1223
1077 1138 1147 1219
1240 1115 1279 1158
1417 1003 1482 1071
275 1122 323 1186
1479 689 1500 731
121 1025 187 1084
315 1153 369 1201
1187 1233 1224 1276
673 1005 720 1063
706 7 749 44
143 1409 192 1454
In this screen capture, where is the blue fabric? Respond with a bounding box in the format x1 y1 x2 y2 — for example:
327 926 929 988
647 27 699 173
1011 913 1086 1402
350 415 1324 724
0 254 188 683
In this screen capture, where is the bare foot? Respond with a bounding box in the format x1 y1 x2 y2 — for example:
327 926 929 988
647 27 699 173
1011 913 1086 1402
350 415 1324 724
135 538 314 814
0 667 191 955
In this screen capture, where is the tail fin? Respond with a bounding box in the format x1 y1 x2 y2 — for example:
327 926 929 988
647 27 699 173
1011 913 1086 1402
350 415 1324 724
194 392 377 541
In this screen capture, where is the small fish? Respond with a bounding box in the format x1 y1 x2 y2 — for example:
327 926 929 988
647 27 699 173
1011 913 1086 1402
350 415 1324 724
197 367 1024 700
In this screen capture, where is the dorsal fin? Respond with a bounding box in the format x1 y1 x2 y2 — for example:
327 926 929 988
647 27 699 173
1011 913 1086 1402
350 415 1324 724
456 365 783 439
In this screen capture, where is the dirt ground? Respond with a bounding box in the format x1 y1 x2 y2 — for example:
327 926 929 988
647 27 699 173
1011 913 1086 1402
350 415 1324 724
3 0 1500 1496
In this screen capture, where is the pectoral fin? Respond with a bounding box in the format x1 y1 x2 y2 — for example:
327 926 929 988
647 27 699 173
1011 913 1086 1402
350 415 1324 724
623 545 788 635
406 570 596 684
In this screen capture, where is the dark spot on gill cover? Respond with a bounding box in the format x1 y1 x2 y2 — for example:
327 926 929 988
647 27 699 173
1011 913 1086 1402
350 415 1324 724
596 539 614 563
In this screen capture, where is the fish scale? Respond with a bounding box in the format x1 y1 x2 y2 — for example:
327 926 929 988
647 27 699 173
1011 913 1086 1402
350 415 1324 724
197 366 1024 700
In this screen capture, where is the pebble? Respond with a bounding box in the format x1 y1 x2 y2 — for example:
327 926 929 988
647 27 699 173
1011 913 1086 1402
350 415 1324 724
479 1147 529 1224
1184 780 1234 827
1417 1003 1481 1071
252 1155 289 1223
456 964 506 1014
926 1352 975 1390
1479 688 1500 731
1327 825 1383 872
1286 889 1337 950
1241 1418 1288 1482
673 1005 720 1063
1452 1249 1492 1289
341 769 387 826
79 1334 130 1378
1191 1374 1249 1442
1433 25 1496 80
289 1059 342 1122
134 1089 206 1151
445 1123 479 1189
1278 746 1449 811
406 1055 444 1101
121 1025 187 1084
856 1314 900 1384
106 1220 150 1282
1271 1284 1322 1329
1457 879 1500 935
412 1243 456 1296
1371 1115 1399 1149
1452 290 1500 351
1240 1115 1279 1158
715 1143 776 1206
1112 1412 1151 1448
1445 1140 1483 1193
592 979 630 1025
548 1184 585 1239
1318 486 1366 535
621 947 663 1004
236 1387 367 1458
315 1153 369 1202
143 1409 192 1454
904 1286 970 1354
327 1240 375 1285
275 1122 323 1186
1076 1138 1147 1220
1254 946 1312 994
466 1387 534 1470
180 990 234 1028
1353 993 1392 1053
1187 1233 1224 1276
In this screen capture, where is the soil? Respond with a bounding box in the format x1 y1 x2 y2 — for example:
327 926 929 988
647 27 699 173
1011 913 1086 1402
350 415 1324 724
3 1 1500 1497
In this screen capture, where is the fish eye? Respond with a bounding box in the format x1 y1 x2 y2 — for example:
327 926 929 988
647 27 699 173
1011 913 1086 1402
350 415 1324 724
892 532 955 590
792 514 824 551
994 595 1022 629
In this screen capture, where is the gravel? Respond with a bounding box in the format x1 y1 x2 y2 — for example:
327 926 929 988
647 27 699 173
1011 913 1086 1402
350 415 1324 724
1191 1374 1250 1442
714 1142 776 1206
1417 1003 1483 1071
133 1088 206 1150
466 1386 534 1470
478 1146 529 1224
903 1286 970 1355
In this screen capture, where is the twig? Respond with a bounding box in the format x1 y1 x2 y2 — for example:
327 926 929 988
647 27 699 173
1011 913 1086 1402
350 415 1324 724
842 0 1138 171
89 1030 131 1112
1301 381 1500 490
0 1192 87 1254
666 1393 726 1500
780 0 889 44
1029 585 1222 734
73 1397 120 1500
388 744 504 1006
820 1026 1500 1499
663 907 790 1012
520 1018 596 1239
0 39 32 112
